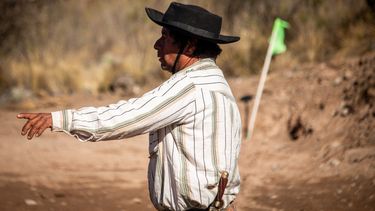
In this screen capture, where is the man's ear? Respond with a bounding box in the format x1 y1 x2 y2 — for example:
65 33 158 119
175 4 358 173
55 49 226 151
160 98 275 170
184 39 197 56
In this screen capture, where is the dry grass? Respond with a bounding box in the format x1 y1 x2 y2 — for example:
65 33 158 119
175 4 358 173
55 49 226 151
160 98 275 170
0 0 374 100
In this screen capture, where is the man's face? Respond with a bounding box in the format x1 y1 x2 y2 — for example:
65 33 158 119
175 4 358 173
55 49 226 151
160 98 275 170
154 27 180 72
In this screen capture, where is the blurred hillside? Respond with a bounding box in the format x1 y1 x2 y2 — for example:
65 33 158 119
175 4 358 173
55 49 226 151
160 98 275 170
0 0 374 102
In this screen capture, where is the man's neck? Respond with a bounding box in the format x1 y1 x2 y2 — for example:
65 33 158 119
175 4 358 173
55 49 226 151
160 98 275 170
174 56 200 73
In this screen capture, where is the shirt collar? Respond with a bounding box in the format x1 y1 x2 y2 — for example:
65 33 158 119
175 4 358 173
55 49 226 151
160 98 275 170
173 58 216 77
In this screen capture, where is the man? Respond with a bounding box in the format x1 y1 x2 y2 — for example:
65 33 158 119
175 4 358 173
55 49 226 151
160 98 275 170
17 2 242 211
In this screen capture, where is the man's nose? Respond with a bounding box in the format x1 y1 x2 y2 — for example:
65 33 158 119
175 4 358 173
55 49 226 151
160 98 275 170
154 38 161 50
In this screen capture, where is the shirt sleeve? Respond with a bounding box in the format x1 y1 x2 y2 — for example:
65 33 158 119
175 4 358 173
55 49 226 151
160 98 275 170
51 75 196 142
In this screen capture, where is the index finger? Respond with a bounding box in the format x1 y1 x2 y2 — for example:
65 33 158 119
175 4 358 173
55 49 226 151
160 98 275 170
17 113 38 119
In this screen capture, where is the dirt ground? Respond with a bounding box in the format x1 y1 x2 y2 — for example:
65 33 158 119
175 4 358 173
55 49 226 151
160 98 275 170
0 54 374 211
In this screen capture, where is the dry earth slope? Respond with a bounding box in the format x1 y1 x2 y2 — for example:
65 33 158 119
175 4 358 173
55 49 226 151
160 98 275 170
233 53 375 211
0 53 374 211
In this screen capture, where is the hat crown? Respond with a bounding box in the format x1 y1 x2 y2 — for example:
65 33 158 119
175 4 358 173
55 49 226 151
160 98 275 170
145 2 240 44
162 2 222 38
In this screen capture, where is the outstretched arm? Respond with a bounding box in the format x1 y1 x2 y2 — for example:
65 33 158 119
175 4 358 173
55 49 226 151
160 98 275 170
17 75 196 142
17 113 52 140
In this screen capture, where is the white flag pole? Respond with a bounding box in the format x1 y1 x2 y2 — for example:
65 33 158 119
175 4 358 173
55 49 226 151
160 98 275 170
246 27 277 141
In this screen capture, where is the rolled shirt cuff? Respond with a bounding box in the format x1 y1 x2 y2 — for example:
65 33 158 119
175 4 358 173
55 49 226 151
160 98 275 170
51 110 73 132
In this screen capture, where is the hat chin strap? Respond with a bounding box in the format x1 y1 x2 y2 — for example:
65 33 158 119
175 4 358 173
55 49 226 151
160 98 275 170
171 41 188 74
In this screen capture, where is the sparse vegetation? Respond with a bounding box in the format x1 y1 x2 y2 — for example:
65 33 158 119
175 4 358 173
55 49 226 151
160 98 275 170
0 0 374 100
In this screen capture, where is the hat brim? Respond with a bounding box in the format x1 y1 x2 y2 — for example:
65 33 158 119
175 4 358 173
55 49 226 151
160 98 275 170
145 8 240 44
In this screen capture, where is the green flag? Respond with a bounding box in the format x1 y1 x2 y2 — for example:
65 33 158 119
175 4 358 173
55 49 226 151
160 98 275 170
271 18 289 55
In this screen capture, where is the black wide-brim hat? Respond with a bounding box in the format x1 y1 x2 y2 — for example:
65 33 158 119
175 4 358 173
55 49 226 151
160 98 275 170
145 2 240 44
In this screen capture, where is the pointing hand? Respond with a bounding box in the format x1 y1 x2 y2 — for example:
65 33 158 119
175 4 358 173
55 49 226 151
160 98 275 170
17 113 52 140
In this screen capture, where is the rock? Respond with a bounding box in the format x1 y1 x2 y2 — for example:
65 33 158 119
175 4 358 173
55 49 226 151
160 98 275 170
24 199 38 206
334 77 343 85
332 110 339 117
131 197 142 204
344 70 353 79
330 141 342 149
328 158 341 167
338 102 354 117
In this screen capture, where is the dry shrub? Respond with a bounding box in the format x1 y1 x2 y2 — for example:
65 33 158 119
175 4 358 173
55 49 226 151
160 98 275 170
0 0 374 100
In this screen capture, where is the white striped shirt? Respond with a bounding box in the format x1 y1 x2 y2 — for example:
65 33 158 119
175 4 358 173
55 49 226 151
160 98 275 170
52 58 242 210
